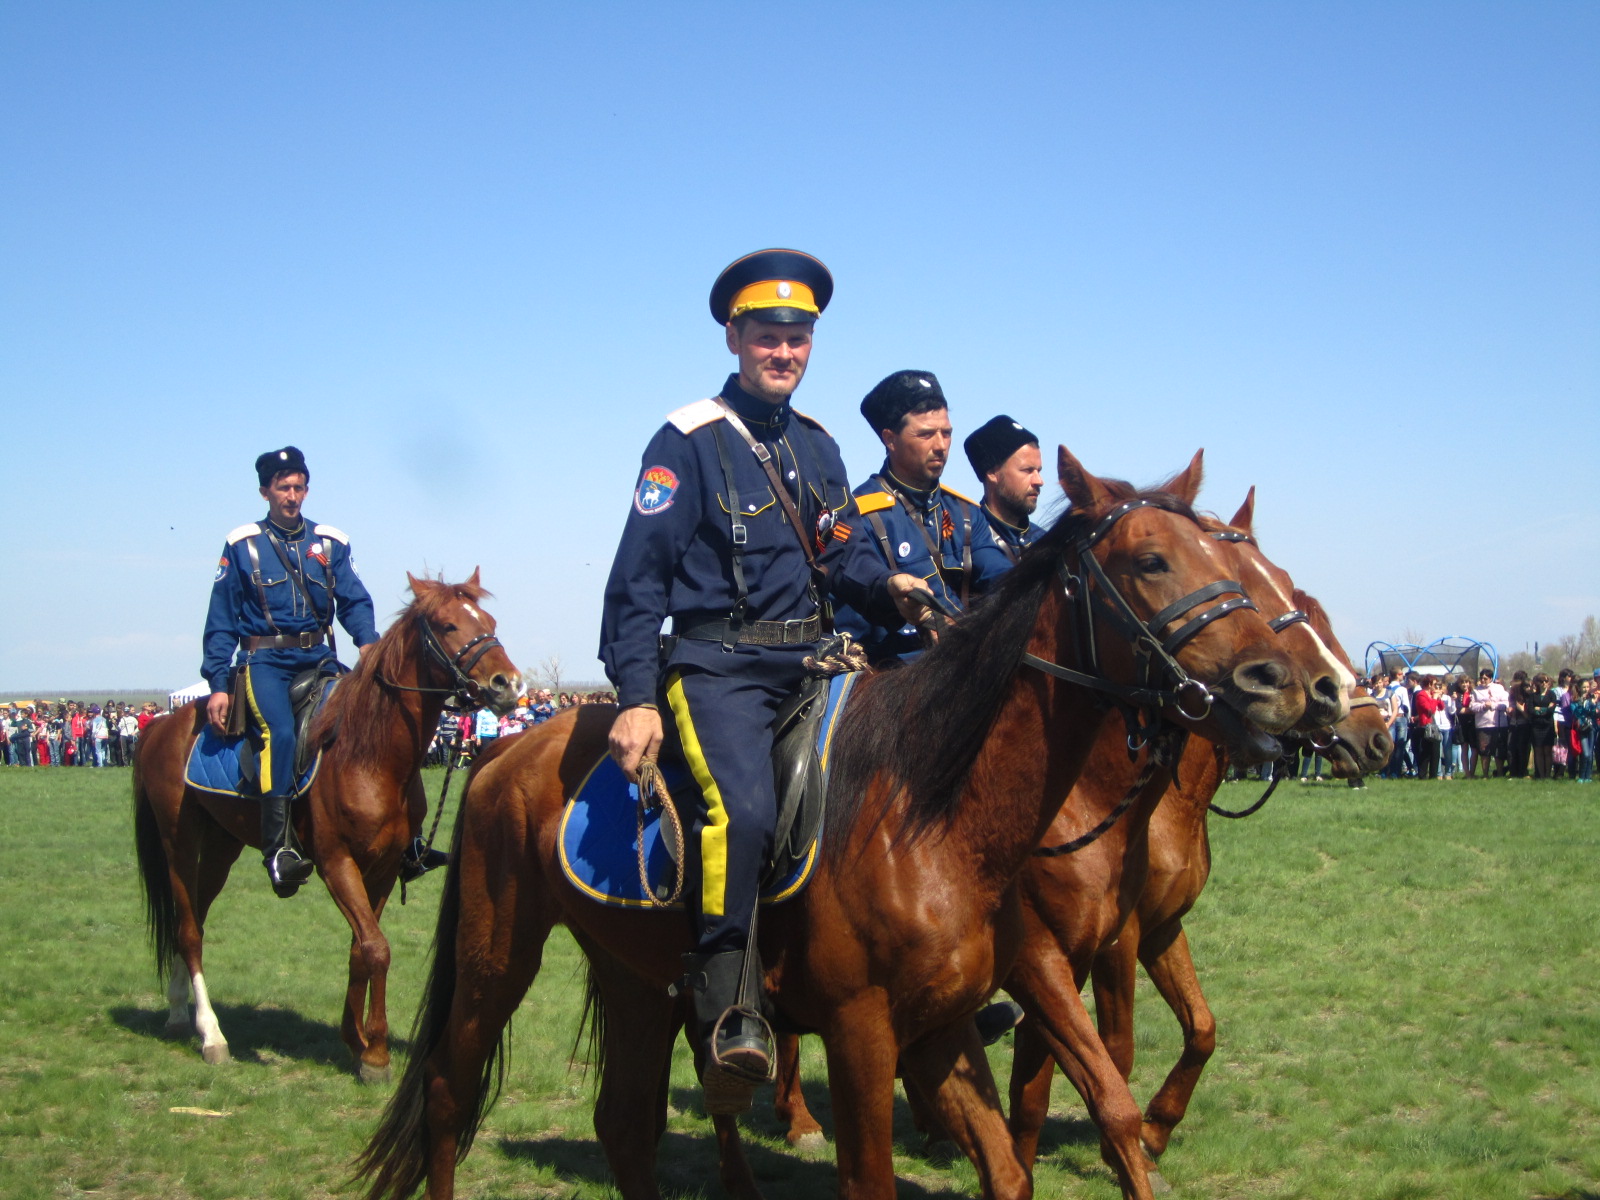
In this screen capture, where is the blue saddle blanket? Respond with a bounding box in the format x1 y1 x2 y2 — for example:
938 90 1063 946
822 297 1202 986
559 671 859 910
182 680 337 798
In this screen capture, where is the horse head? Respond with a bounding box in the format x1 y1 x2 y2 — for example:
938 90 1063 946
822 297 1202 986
1291 587 1393 776
1200 488 1355 730
404 568 523 715
1055 445 1313 763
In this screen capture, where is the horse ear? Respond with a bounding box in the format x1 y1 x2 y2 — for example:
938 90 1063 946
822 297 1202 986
1160 449 1204 507
467 566 481 590
406 571 422 596
1228 485 1256 536
1058 445 1113 510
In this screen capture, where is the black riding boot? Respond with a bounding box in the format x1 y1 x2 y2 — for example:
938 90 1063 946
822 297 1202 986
680 948 773 1115
261 793 313 898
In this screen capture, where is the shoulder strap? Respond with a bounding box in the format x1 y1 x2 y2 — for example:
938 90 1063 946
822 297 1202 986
243 536 279 634
707 422 750 651
263 529 337 654
713 399 820 572
865 510 897 568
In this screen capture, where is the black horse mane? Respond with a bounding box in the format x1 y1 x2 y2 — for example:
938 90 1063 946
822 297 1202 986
823 479 1200 862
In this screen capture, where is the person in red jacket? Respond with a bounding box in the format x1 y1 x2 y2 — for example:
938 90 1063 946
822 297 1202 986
1412 676 1447 779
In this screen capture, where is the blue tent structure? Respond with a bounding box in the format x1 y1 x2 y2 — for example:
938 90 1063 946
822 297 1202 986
1364 637 1499 679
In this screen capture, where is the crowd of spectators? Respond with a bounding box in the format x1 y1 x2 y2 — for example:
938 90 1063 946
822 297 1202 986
2 700 167 767
426 688 618 767
1360 665 1597 783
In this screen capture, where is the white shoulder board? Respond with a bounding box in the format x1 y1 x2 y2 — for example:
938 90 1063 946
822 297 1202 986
225 522 262 545
312 524 350 545
667 398 726 435
793 408 831 436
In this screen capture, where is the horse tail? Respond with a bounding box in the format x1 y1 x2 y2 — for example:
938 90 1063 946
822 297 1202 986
355 800 511 1200
132 736 178 983
571 962 607 1082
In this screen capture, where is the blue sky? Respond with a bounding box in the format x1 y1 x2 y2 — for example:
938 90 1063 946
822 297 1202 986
3 2 1596 692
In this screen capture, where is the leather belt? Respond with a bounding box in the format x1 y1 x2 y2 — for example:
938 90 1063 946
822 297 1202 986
675 614 822 646
244 631 326 651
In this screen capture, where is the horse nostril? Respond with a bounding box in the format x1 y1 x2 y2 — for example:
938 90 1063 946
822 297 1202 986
491 674 509 692
1233 658 1291 695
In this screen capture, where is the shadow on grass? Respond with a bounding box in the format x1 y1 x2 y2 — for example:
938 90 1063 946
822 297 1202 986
110 1002 412 1070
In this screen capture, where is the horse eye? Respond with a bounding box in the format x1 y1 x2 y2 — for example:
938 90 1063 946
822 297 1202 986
1136 554 1168 574
439 623 458 634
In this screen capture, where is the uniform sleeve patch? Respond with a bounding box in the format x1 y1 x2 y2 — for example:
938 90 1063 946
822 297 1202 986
635 465 680 515
213 556 230 582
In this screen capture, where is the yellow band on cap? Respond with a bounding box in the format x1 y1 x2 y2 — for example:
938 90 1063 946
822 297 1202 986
728 279 819 320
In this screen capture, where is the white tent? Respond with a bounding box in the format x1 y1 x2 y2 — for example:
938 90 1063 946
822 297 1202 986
169 681 211 710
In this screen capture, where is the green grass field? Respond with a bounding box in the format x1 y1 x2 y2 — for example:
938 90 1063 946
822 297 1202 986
0 766 1596 1199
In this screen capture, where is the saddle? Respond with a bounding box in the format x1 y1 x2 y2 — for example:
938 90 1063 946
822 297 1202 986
559 666 861 909
185 661 345 798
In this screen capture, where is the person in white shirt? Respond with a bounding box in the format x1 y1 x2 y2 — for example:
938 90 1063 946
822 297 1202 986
1469 669 1509 778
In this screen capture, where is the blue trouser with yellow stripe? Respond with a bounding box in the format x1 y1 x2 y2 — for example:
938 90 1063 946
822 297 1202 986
663 656 801 955
242 648 329 797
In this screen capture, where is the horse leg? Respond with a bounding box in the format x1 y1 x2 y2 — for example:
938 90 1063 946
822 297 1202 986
1136 924 1215 1160
898 1021 1031 1200
167 808 241 1065
1006 950 1157 1200
820 996 906 1200
772 1031 827 1150
321 849 396 1083
1007 1017 1055 1171
1090 921 1141 1082
582 951 683 1200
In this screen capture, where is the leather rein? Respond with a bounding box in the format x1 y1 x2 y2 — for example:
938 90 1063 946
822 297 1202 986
378 614 504 706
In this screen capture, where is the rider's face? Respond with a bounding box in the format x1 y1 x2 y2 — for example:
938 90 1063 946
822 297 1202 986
260 473 308 527
726 318 813 404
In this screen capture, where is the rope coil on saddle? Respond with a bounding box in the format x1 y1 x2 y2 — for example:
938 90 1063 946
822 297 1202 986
803 634 869 678
636 758 686 908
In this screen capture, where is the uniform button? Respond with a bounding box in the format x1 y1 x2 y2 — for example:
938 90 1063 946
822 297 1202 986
747 504 757 512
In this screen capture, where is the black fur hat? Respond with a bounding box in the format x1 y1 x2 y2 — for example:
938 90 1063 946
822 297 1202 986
860 370 946 435
964 415 1039 478
255 446 309 487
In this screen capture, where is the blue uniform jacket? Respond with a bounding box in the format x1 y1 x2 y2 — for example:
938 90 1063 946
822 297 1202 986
600 375 893 710
201 516 380 693
982 505 1048 562
833 466 1014 663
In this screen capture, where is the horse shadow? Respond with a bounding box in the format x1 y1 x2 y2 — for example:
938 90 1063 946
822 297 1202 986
110 1002 410 1069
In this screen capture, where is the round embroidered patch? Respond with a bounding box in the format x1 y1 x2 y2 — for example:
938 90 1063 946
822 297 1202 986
898 541 912 559
213 557 229 583
635 465 680 515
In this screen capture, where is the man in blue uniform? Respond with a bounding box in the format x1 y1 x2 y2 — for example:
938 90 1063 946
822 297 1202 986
964 414 1047 562
599 249 924 1113
202 447 380 897
833 371 1014 664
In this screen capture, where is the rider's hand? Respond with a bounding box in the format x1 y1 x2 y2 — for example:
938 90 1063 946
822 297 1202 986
609 704 664 783
206 691 231 734
887 573 938 638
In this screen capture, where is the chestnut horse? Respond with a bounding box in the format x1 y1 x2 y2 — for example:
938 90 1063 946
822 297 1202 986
357 448 1343 1200
768 490 1367 1181
133 572 521 1081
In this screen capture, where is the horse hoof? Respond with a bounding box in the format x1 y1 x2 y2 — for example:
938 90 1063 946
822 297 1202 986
161 1020 191 1041
358 1062 393 1086
1148 1169 1172 1195
201 1043 231 1066
790 1131 827 1154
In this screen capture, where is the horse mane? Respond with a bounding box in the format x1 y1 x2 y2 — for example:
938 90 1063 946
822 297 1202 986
1291 588 1354 672
823 478 1199 863
312 575 492 766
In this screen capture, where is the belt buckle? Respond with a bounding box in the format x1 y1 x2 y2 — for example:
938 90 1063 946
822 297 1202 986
298 631 316 649
781 618 805 644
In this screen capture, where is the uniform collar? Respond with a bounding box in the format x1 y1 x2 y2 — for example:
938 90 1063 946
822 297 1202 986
879 462 938 509
720 374 791 436
984 504 1030 539
264 514 308 541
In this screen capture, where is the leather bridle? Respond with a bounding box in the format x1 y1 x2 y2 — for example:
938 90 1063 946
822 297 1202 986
379 613 505 707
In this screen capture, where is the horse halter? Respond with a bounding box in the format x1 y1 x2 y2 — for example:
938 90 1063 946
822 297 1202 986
1022 498 1259 735
381 613 505 706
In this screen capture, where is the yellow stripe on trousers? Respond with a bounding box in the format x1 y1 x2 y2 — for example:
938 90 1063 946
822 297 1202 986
665 670 728 919
243 667 274 795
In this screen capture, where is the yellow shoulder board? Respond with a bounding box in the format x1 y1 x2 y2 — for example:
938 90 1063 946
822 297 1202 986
667 398 726 435
312 524 350 545
792 409 831 436
225 522 261 545
854 491 896 515
939 484 979 507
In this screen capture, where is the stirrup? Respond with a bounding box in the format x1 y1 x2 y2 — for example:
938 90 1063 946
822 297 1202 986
267 847 314 897
399 836 450 884
702 1004 773 1115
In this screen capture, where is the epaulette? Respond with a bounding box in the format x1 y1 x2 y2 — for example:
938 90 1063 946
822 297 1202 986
312 524 350 545
667 398 726 435
853 491 895 515
939 484 980 507
225 522 262 545
792 409 831 436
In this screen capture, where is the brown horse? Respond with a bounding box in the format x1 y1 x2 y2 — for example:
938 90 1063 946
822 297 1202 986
357 447 1347 1200
1002 494 1393 1173
133 572 521 1081
768 489 1364 1179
